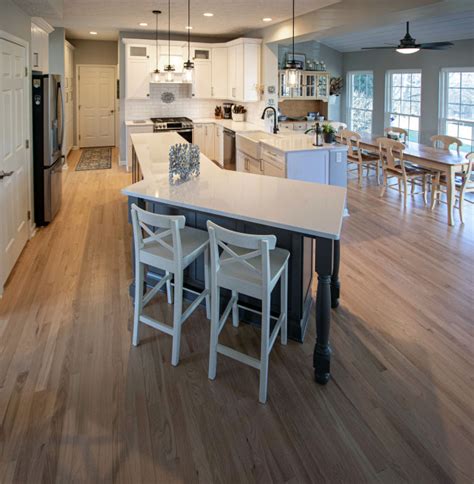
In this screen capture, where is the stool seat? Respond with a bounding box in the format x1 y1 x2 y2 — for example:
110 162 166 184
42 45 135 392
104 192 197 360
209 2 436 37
218 245 290 298
140 226 210 271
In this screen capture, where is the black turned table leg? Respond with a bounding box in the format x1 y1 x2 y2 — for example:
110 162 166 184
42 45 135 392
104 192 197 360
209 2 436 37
314 238 333 384
331 239 341 309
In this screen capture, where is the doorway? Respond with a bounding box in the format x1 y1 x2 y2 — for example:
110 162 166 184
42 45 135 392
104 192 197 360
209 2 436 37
77 65 116 148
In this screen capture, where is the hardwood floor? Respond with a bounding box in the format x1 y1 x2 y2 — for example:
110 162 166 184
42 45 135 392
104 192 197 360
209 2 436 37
0 150 472 483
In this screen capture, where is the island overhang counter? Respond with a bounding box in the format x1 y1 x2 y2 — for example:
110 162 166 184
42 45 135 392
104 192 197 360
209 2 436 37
123 132 347 384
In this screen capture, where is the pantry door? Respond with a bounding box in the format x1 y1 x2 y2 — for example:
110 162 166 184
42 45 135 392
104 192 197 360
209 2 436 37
0 37 30 294
78 65 115 147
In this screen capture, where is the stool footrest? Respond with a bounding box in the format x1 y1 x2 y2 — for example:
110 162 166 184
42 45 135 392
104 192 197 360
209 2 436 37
217 343 261 370
219 295 238 334
143 273 172 307
139 315 174 336
269 313 285 352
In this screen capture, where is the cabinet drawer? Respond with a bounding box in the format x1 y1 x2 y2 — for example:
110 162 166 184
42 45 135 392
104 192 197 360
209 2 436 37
279 123 293 131
293 122 308 131
264 158 286 178
261 146 285 164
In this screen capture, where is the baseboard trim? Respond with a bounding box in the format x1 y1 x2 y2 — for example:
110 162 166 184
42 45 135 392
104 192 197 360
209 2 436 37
72 145 79 150
119 159 127 166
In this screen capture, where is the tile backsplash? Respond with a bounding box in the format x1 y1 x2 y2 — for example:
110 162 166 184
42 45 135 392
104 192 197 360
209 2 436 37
125 83 265 124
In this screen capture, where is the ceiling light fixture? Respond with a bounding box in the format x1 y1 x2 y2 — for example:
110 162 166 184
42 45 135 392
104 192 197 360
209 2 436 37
396 47 420 54
284 0 299 89
150 10 161 83
139 22 148 26
203 12 214 17
262 17 272 22
89 31 98 35
183 0 194 83
164 0 176 82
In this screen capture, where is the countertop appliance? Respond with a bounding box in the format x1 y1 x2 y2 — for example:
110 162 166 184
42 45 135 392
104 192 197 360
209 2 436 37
223 128 236 168
32 72 64 226
151 117 193 143
223 103 234 119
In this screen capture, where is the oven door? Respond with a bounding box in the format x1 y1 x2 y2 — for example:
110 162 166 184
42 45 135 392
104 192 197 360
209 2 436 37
176 129 193 143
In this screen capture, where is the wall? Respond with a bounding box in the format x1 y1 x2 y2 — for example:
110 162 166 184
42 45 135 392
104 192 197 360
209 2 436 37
0 0 31 41
71 39 118 65
342 38 474 145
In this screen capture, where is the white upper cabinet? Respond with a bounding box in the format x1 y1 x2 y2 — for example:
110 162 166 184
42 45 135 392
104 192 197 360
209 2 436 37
31 18 53 73
125 44 151 99
211 47 228 99
192 60 212 99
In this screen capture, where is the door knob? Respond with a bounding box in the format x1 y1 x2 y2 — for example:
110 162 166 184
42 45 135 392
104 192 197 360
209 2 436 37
0 170 14 179
110 110 115 114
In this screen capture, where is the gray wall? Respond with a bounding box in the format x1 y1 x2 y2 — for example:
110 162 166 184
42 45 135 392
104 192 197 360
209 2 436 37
0 0 30 41
70 39 118 65
342 38 474 145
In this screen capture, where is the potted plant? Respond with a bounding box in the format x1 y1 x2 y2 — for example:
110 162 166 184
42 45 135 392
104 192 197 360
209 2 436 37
232 105 247 122
322 123 336 144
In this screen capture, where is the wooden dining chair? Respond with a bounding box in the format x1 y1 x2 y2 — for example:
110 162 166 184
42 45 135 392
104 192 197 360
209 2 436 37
431 151 474 223
430 135 462 154
384 127 408 143
377 137 431 207
340 129 380 187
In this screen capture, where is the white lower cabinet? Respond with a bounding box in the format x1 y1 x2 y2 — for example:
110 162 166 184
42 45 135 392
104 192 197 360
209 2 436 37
214 124 224 166
194 123 216 160
237 150 262 174
126 124 153 171
263 158 286 178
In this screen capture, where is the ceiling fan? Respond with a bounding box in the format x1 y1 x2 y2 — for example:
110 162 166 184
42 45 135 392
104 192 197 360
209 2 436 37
362 21 453 54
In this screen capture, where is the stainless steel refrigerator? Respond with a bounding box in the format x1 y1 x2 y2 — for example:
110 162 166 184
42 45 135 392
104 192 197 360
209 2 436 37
32 72 64 226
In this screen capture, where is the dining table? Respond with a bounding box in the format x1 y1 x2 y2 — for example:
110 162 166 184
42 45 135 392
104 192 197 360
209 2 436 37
346 133 469 226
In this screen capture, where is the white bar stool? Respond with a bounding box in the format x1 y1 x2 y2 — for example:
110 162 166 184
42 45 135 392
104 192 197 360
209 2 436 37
207 221 289 403
131 204 210 366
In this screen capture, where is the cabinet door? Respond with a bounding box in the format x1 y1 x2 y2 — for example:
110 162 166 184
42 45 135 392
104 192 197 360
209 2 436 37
127 125 153 171
233 43 244 101
264 159 285 178
126 46 150 99
194 124 205 152
242 42 260 102
192 61 212 98
248 156 263 174
204 124 215 160
317 74 329 100
236 150 247 172
227 45 237 100
214 124 224 166
211 47 228 99
305 73 316 98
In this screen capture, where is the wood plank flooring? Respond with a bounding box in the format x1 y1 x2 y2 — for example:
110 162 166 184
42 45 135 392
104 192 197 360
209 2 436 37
0 150 472 483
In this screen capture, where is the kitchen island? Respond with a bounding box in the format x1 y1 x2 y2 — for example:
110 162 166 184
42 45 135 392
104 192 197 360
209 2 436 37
123 132 346 384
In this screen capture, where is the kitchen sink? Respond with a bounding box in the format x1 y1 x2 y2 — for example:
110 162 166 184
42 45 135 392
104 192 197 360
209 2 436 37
236 131 278 159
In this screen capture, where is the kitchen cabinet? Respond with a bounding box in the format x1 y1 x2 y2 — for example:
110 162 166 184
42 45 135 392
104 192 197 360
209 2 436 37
227 39 261 103
214 124 224 166
126 124 154 171
31 18 53 73
263 158 286 178
237 151 261 174
193 123 215 160
125 45 150 99
211 47 228 99
192 60 212 99
278 70 330 101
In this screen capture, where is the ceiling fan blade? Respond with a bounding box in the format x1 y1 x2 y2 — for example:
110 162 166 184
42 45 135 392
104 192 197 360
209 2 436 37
419 41 454 49
361 46 396 50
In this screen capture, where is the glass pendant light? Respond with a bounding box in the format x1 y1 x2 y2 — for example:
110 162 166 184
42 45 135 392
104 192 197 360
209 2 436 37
182 0 194 83
284 0 299 89
163 0 175 82
150 10 161 83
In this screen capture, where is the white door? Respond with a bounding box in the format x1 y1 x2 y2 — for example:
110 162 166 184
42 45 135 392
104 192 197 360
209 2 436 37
0 38 29 293
78 66 115 148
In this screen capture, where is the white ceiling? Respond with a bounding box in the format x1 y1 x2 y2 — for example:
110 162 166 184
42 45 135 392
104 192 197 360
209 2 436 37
13 0 339 41
321 10 474 52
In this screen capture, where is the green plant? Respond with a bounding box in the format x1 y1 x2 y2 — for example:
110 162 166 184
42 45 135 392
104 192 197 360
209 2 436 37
322 124 336 135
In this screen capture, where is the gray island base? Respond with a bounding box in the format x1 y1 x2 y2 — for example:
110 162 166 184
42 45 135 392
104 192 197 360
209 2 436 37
123 132 346 383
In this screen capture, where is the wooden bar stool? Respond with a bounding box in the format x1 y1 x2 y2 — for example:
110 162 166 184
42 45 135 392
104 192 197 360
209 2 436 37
207 221 289 404
131 204 210 366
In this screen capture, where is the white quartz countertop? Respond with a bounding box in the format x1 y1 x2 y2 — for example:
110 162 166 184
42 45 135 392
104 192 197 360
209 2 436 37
260 134 348 154
122 132 346 240
192 118 264 132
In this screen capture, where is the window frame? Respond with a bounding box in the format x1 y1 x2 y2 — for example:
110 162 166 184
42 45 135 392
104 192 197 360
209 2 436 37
438 67 474 153
346 70 374 134
385 69 422 142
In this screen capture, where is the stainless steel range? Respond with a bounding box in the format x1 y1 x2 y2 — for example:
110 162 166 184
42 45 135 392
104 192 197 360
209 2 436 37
151 117 193 143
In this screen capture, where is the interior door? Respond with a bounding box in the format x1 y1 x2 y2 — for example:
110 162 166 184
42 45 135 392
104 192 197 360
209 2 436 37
0 38 29 293
78 66 115 147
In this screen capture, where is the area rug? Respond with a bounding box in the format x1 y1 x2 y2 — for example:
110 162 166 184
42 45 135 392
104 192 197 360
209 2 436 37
76 147 112 171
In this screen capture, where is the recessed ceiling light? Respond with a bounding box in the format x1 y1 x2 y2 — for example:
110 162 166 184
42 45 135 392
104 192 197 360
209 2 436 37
185 25 193 29
203 12 214 17
262 17 272 22
139 22 148 26
89 31 98 35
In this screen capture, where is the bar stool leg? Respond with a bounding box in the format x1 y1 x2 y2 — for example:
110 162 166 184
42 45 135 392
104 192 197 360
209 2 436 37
208 285 220 380
171 272 183 366
232 290 239 327
259 290 271 404
204 249 211 320
132 261 144 347
165 271 173 304
281 264 288 345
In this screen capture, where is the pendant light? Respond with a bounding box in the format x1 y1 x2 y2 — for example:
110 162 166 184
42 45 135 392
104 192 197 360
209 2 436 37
284 0 299 89
163 0 175 82
150 10 161 83
182 0 194 83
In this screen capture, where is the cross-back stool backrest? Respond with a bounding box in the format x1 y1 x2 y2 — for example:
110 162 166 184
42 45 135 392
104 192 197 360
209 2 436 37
207 221 276 288
131 203 186 265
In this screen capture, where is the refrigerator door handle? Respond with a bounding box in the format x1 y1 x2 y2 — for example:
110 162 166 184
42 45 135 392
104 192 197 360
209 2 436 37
57 81 65 150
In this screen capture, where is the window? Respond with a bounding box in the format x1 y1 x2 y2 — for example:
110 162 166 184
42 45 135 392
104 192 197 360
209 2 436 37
347 71 373 133
386 70 422 142
440 69 474 153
